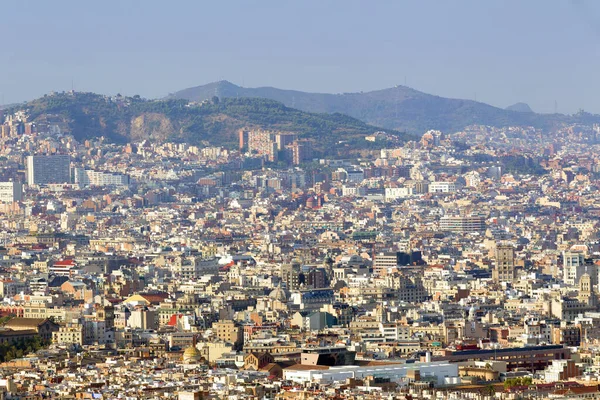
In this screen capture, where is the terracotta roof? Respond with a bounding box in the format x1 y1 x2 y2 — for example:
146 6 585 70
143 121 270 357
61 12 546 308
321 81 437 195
355 360 403 367
554 386 598 395
284 364 329 371
259 363 281 372
139 292 169 304
4 318 51 328
54 259 76 267
0 329 37 336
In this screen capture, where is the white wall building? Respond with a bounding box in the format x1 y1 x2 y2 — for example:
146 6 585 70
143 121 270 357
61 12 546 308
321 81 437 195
345 169 364 183
284 361 458 386
72 168 130 186
428 182 456 193
342 185 366 197
562 251 586 286
385 187 413 201
0 182 23 203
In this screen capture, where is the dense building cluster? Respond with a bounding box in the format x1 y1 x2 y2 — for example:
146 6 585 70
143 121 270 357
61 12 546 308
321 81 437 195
2 109 600 398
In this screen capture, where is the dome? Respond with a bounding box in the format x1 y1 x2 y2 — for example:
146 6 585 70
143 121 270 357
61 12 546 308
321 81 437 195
182 345 202 364
269 284 289 302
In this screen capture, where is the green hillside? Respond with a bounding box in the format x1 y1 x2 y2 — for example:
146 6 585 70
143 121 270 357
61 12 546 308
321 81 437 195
7 92 413 154
168 81 600 133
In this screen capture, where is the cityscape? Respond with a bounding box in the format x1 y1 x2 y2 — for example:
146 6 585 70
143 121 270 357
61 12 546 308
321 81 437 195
0 92 598 399
4 1 600 399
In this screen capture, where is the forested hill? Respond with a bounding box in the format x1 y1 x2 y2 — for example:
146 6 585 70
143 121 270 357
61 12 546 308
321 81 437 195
7 92 413 152
168 80 600 133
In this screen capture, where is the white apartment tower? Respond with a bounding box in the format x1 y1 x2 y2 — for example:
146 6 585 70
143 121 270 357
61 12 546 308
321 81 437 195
27 155 70 185
562 251 587 286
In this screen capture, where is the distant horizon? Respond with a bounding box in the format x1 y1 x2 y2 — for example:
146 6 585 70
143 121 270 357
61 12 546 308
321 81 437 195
3 1 600 114
2 79 584 117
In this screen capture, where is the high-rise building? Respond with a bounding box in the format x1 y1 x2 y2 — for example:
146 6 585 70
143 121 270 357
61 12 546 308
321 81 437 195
0 125 10 138
24 123 34 135
247 129 278 162
290 140 313 165
238 129 249 151
274 132 297 150
246 129 298 162
0 182 23 203
373 252 399 275
493 243 515 283
305 267 328 289
562 251 586 286
281 261 304 291
27 155 70 185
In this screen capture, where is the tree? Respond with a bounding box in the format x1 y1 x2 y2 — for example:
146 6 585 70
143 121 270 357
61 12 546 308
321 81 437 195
483 384 495 396
503 377 532 389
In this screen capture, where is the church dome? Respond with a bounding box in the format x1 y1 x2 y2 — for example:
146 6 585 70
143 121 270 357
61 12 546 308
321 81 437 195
269 284 289 302
182 345 202 364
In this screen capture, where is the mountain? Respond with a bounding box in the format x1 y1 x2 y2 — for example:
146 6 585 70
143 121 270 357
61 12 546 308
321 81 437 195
6 92 411 154
168 81 600 133
505 102 533 113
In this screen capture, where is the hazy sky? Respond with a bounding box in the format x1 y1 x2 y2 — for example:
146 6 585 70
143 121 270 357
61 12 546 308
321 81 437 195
2 0 600 114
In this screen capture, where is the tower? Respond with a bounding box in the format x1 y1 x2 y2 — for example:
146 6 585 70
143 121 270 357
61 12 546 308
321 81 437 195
562 251 586 286
493 243 515 284
281 260 304 291
578 273 597 307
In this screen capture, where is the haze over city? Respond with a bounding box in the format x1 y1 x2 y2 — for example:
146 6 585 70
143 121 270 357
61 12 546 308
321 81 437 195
2 0 600 113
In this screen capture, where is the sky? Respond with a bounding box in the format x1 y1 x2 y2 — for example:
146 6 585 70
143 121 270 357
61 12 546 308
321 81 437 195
1 0 600 114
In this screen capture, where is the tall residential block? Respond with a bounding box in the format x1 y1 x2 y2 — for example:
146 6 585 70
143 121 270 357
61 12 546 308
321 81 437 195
281 261 303 291
0 182 23 203
246 129 297 162
493 243 515 284
27 155 70 185
562 251 586 286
